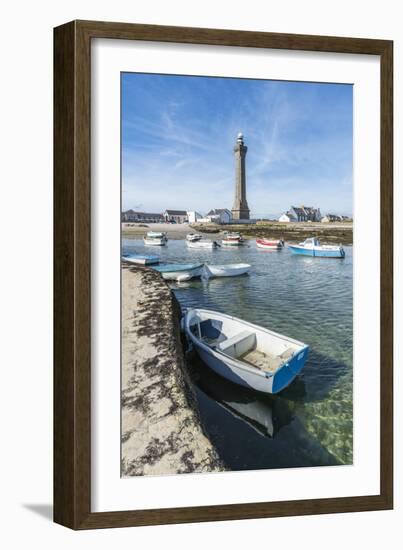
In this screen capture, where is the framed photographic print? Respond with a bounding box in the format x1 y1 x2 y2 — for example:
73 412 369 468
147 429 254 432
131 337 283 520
54 20 393 529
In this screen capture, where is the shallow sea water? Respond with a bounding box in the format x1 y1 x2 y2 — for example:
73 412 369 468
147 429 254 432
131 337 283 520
122 236 353 470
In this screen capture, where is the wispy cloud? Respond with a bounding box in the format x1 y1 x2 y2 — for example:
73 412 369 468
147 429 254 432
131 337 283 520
122 73 353 216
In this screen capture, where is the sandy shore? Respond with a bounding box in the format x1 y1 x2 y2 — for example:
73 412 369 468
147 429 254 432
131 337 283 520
122 221 353 245
121 264 225 476
122 222 193 240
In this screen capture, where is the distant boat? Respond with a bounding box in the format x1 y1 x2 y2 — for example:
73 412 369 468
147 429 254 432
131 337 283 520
153 263 204 282
256 238 284 250
184 308 309 394
186 233 203 242
288 237 345 258
221 232 245 246
143 231 167 246
122 253 159 265
186 240 218 249
204 263 250 278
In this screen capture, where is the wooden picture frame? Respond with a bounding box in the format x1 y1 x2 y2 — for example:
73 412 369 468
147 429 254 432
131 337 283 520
54 20 393 530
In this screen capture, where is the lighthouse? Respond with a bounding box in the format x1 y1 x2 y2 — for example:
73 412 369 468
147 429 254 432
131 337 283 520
231 133 250 220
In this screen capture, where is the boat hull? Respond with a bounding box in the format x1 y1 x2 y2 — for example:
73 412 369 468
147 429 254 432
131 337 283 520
186 241 217 249
154 264 204 281
222 240 243 246
122 254 159 265
289 244 345 258
205 264 250 277
143 238 166 246
184 309 309 394
256 239 283 250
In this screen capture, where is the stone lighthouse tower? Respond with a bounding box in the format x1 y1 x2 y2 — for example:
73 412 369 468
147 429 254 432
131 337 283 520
231 132 250 220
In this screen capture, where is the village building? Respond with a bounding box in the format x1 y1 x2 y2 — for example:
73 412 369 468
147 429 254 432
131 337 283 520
122 210 164 223
206 208 232 224
321 214 351 223
279 205 321 222
163 209 188 224
278 212 297 223
187 211 203 224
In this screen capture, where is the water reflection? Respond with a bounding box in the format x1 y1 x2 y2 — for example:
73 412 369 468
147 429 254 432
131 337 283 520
122 237 353 468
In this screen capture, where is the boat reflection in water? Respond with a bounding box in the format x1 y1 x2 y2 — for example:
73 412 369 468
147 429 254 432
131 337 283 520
189 352 294 439
188 352 341 471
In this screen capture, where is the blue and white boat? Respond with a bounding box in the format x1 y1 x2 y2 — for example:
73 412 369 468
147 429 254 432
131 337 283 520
153 263 204 282
122 253 159 265
184 308 309 394
288 237 345 258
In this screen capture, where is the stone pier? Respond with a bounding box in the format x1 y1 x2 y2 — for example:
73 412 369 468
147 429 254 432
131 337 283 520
121 264 225 476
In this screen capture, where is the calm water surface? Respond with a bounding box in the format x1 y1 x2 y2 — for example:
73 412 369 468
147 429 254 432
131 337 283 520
123 237 353 470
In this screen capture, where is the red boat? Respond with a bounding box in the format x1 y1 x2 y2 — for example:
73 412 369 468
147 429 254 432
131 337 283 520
256 238 284 250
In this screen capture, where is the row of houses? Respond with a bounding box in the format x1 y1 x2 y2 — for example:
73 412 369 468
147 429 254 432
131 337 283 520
121 208 232 225
278 206 322 223
122 206 351 225
278 206 351 223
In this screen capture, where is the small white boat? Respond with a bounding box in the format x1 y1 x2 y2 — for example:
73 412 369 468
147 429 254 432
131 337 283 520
153 263 204 282
186 240 218 249
143 231 167 246
122 253 159 265
184 308 309 394
221 232 245 246
186 233 203 242
256 238 284 250
204 263 250 278
288 237 345 258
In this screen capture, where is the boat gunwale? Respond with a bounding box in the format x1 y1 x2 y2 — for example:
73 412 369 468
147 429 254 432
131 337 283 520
154 262 204 273
185 308 308 379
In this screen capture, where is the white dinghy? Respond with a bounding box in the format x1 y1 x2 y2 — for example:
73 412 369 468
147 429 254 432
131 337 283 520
122 253 159 265
184 308 309 394
186 240 218 249
204 263 250 278
153 263 204 282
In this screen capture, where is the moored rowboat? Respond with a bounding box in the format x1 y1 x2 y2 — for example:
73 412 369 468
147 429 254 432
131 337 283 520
256 238 284 250
184 308 309 394
122 253 159 265
204 263 250 278
153 263 204 282
186 240 218 249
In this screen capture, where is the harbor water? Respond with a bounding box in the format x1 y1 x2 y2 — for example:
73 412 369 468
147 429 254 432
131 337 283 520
122 236 353 471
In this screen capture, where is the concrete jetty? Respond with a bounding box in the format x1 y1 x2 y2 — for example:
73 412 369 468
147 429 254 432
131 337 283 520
121 263 225 476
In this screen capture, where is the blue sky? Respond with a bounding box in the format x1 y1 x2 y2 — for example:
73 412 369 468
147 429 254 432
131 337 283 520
122 73 353 218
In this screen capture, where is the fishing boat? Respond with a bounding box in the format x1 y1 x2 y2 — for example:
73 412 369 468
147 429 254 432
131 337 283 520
153 263 204 282
186 233 203 242
204 263 250 278
288 237 345 258
256 238 284 250
143 231 168 246
221 232 245 246
122 253 159 265
184 308 309 394
186 240 218 249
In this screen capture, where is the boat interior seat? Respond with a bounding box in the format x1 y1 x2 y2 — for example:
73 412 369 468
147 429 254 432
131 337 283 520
218 330 256 358
195 319 227 345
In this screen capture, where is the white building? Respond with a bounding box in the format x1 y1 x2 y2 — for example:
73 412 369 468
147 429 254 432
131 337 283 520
206 208 232 224
187 211 203 224
163 210 188 223
279 212 296 223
